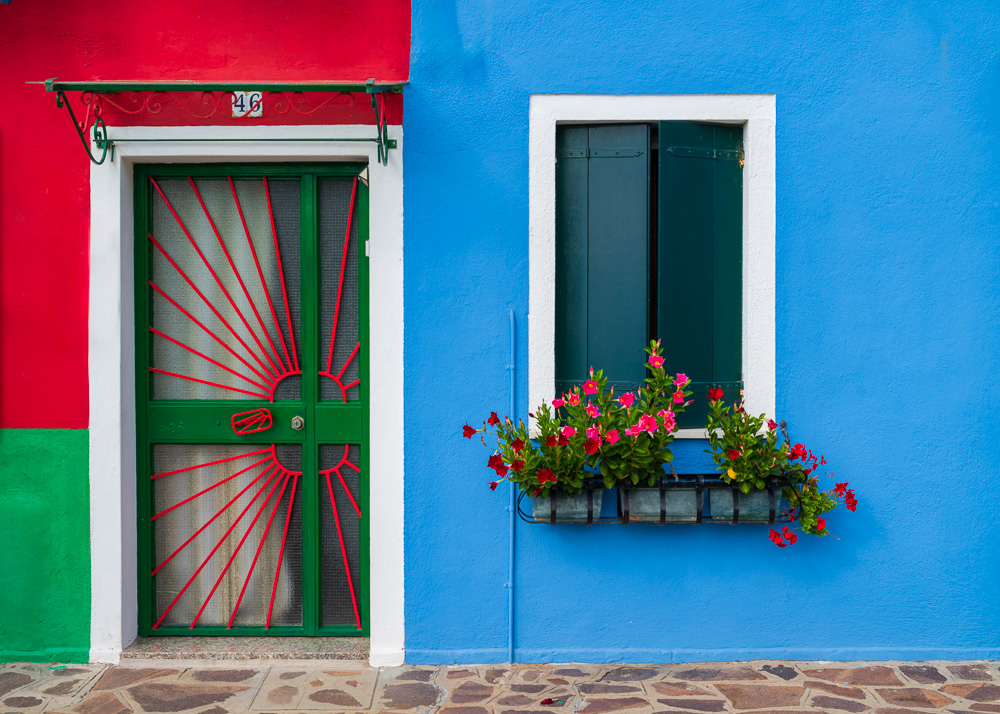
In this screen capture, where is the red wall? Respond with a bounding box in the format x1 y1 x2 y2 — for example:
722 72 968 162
0 0 410 428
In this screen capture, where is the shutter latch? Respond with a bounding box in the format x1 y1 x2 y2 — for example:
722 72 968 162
665 147 744 163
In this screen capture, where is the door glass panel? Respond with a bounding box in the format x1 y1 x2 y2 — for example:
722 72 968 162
318 179 360 402
150 178 301 401
152 443 303 628
320 444 363 627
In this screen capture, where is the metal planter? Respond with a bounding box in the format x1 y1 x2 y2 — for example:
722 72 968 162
531 489 603 524
709 487 784 523
619 486 699 523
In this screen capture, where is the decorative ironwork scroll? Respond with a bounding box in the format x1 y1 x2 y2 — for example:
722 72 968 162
36 79 404 166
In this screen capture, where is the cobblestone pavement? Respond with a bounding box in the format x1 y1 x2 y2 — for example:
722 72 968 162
2 661 998 714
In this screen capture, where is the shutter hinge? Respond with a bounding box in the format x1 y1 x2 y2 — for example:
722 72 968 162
665 147 744 163
556 148 644 159
365 239 370 257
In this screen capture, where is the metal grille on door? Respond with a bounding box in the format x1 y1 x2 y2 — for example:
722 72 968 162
137 166 368 635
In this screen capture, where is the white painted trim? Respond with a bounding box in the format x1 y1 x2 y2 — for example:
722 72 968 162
89 124 405 667
528 94 776 422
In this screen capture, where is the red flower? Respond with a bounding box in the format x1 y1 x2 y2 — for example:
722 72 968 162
512 459 525 471
728 449 741 460
816 517 826 531
767 419 778 431
488 412 500 426
584 437 601 455
781 527 798 545
487 454 508 476
545 435 558 448
489 481 501 491
557 433 569 446
463 424 478 439
833 482 849 497
789 443 808 460
845 489 858 512
769 528 787 547
511 438 526 452
537 468 557 484
708 388 724 402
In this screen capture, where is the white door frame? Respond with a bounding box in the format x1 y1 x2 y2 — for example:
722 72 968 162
88 124 405 666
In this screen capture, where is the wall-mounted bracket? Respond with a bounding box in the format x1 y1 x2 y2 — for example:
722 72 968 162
32 78 406 166
366 78 397 166
54 88 113 165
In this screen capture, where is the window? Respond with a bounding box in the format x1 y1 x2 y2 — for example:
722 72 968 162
528 95 775 437
554 121 743 428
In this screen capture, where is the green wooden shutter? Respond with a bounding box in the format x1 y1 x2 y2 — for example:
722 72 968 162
658 121 744 428
555 124 651 398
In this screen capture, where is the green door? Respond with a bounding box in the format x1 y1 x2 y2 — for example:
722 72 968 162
135 164 369 636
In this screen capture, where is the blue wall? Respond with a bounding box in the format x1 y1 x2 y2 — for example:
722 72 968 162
402 0 1000 662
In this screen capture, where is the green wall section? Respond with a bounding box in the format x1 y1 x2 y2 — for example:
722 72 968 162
0 429 90 662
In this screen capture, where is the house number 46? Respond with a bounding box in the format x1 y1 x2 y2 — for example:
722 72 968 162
232 91 263 118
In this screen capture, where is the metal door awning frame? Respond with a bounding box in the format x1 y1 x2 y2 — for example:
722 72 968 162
30 78 406 166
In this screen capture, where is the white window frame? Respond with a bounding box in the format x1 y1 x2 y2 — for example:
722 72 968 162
528 94 776 437
88 124 404 665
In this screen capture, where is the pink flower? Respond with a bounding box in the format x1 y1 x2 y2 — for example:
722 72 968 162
618 392 635 407
624 425 640 436
551 398 565 408
672 391 684 404
674 373 689 387
606 429 620 444
767 419 778 431
567 393 581 406
585 403 600 418
582 380 598 395
648 355 664 368
586 425 601 440
658 409 675 420
561 425 577 438
639 414 658 433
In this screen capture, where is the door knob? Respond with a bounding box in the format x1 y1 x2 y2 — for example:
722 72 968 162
291 415 305 431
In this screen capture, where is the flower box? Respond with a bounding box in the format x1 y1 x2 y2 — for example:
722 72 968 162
618 485 699 523
467 339 858 544
530 488 603 524
709 485 785 523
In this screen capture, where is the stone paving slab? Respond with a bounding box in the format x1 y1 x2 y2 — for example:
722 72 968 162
1 660 997 714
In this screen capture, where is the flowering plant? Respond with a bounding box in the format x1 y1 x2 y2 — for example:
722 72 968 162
705 391 858 545
463 340 694 497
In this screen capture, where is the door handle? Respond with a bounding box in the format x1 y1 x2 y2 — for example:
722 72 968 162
232 408 273 435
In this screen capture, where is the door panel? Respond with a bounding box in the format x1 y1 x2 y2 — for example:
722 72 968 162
136 164 369 636
318 178 362 403
151 443 303 629
149 177 302 402
320 444 363 628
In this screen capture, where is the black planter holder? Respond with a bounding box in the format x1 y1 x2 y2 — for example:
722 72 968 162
517 473 798 525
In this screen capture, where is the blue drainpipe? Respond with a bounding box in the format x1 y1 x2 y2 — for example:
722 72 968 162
507 309 516 663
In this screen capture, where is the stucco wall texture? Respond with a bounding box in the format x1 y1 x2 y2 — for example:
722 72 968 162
0 0 410 661
403 2 1000 662
0 0 410 429
0 430 90 662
